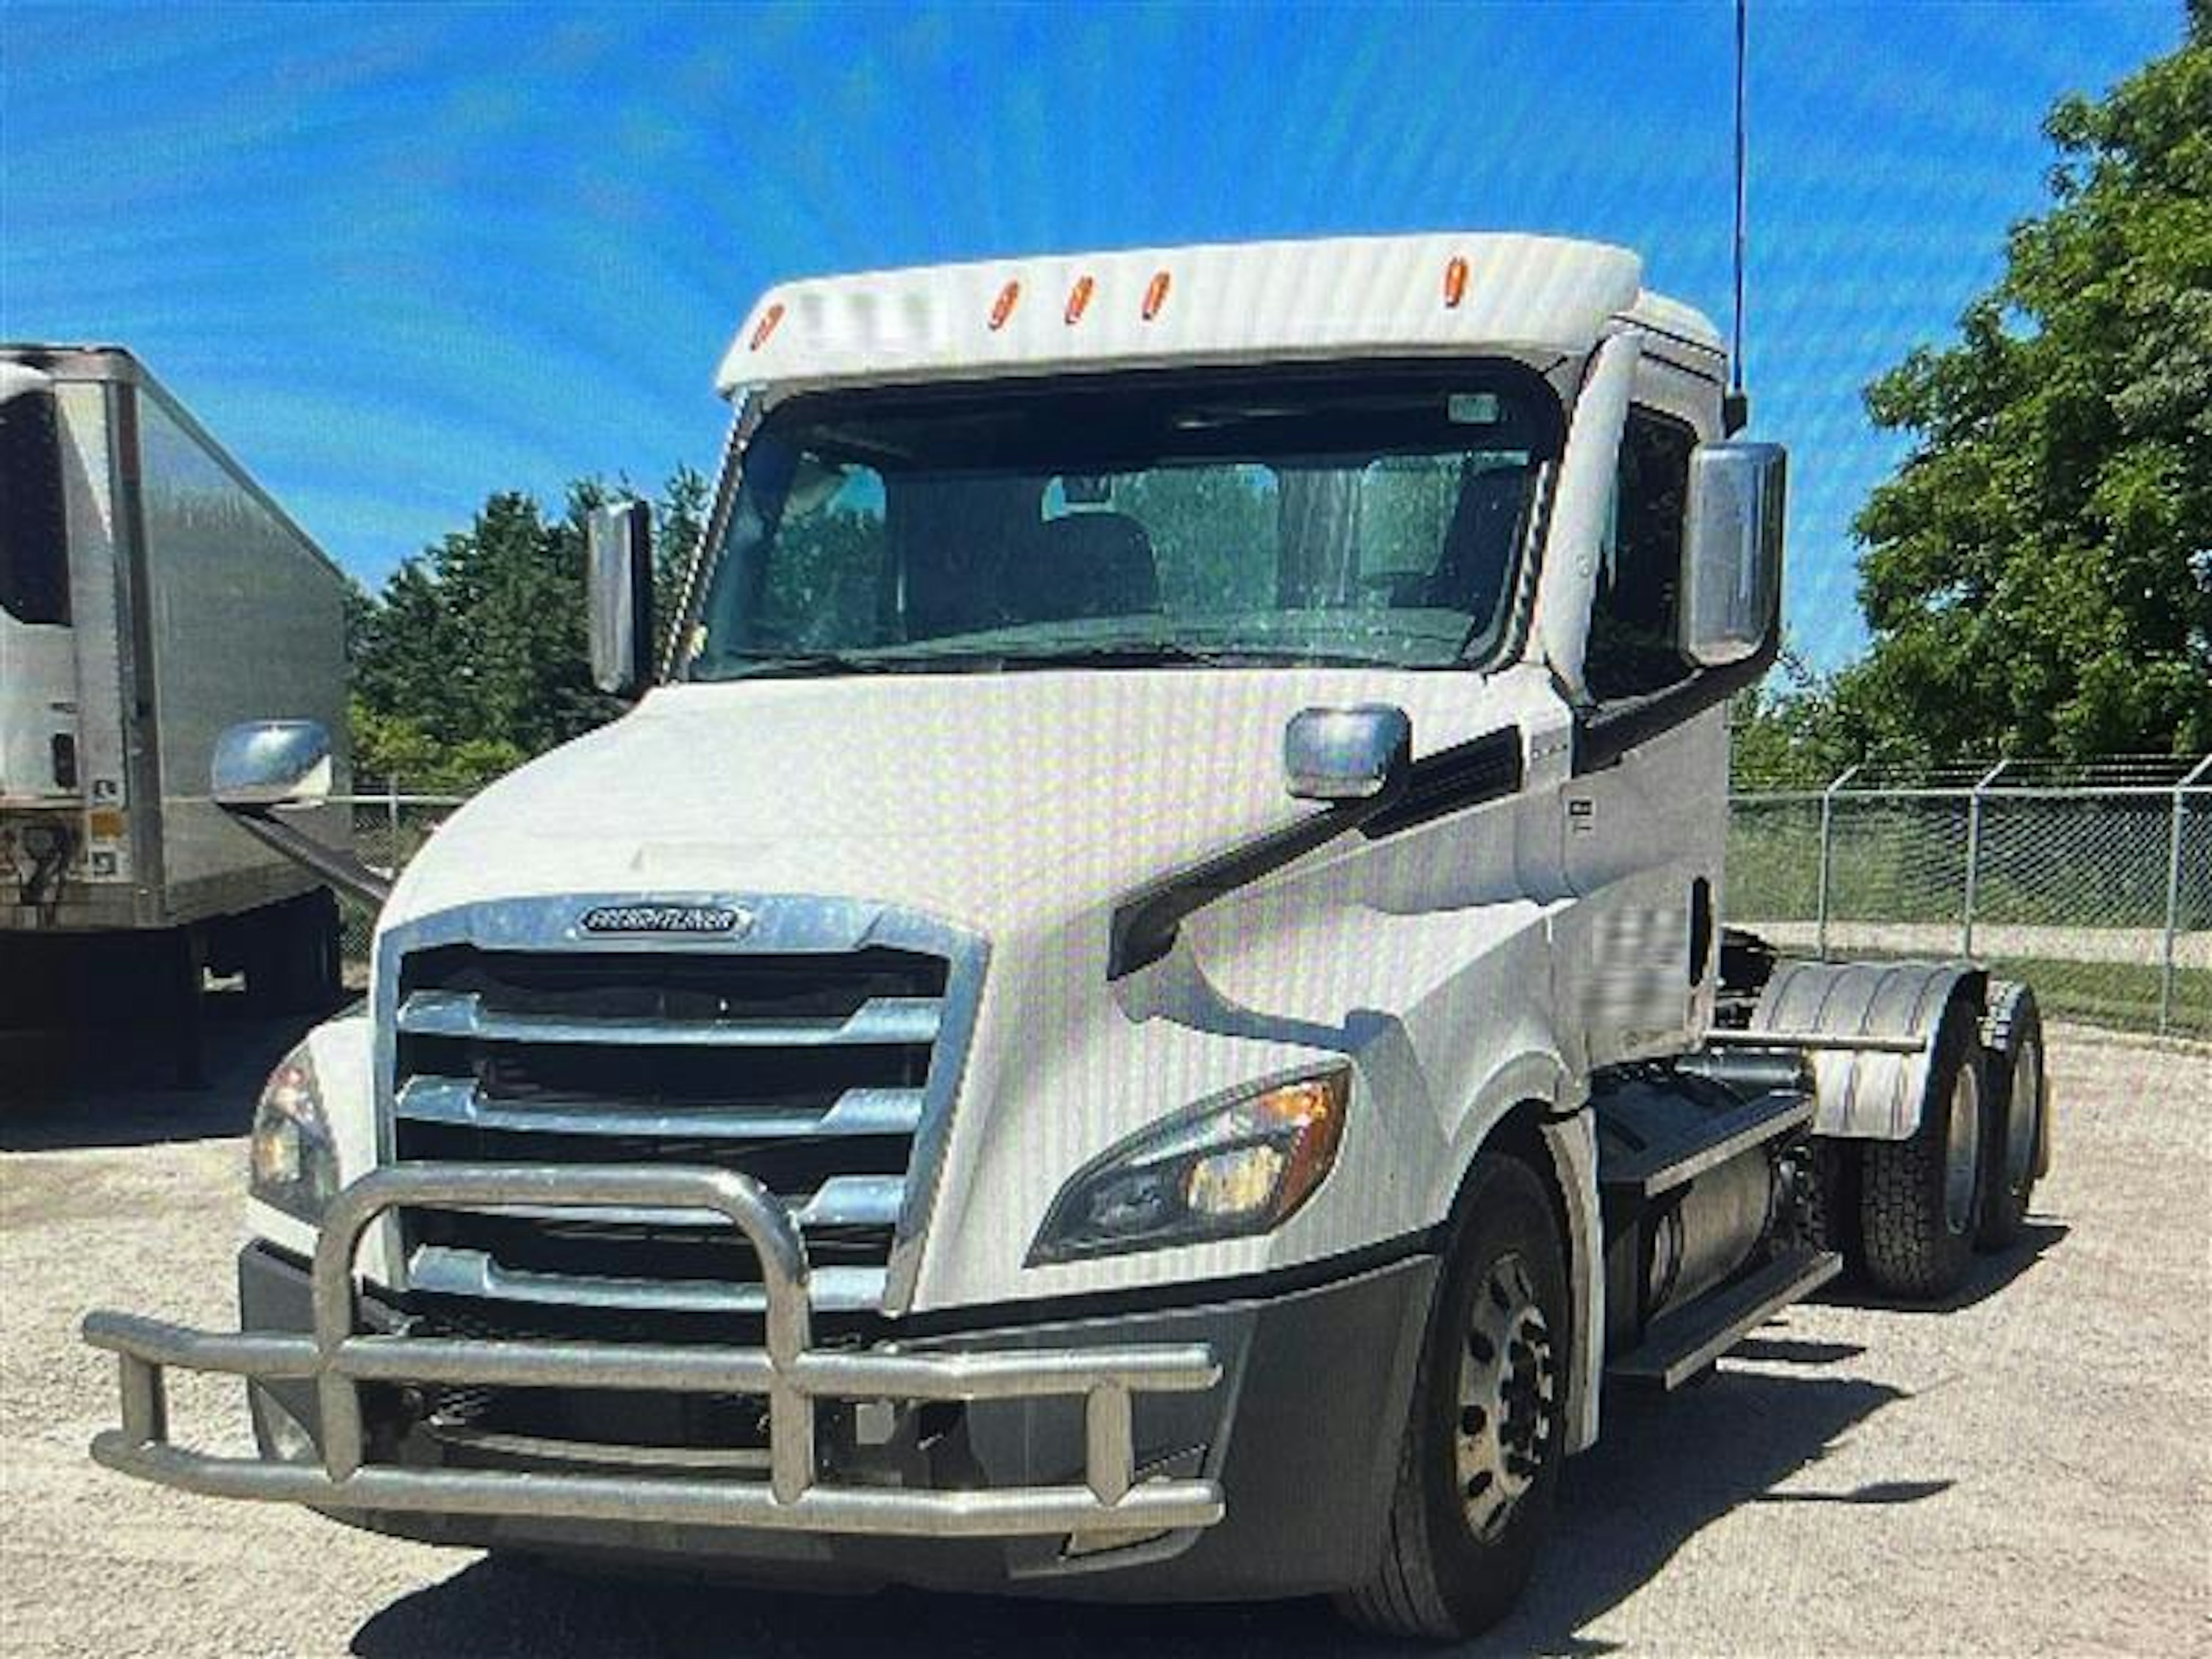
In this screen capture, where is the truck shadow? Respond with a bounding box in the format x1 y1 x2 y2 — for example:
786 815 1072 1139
1815 1219 2069 1315
0 994 316 1148
349 1344 1921 1659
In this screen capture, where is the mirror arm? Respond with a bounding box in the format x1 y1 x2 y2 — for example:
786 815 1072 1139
219 802 391 910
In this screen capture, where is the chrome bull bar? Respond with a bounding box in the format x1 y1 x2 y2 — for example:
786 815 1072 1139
81 1163 1226 1539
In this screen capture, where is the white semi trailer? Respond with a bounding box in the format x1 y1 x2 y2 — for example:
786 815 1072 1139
1 347 349 1077
81 236 2049 1638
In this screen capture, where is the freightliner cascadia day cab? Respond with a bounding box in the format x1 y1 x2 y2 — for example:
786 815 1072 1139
1 347 349 1078
82 236 2051 1638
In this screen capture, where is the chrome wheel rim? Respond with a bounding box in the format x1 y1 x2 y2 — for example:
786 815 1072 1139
1454 1250 1557 1542
1944 1063 1982 1236
2005 1039 2040 1199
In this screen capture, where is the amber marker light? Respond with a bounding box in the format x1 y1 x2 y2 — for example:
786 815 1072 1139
1142 269 1172 320
1444 256 1470 309
989 279 1021 331
1065 274 1095 324
1233 1071 1349 1223
748 302 785 351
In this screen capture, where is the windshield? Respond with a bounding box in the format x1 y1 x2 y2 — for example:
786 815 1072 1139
681 364 1562 680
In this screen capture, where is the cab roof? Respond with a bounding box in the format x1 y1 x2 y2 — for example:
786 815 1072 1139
715 232 1722 396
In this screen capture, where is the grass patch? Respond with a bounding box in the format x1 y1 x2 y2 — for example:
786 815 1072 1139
1977 955 2210 1040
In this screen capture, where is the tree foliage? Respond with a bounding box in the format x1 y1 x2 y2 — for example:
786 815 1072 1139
350 468 707 791
1815 13 2212 763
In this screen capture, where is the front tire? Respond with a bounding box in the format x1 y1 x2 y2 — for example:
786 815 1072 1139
1336 1154 1568 1641
1859 998 1986 1299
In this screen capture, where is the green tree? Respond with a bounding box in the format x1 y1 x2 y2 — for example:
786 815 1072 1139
653 463 710 663
351 470 702 790
1729 645 1858 788
1838 7 2212 761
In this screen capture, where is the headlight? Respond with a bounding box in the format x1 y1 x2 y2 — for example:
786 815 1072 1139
1029 1067 1350 1265
249 1043 339 1225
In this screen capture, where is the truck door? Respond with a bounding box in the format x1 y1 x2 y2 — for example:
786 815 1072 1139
0 374 78 806
1555 397 1727 1066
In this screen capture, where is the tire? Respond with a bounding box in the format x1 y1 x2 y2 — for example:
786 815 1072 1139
1976 983 2046 1249
1859 998 1986 1300
1336 1154 1569 1641
245 891 342 1015
1799 1138 1860 1270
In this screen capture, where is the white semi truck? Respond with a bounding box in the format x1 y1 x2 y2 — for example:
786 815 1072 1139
81 236 2050 1638
2 346 349 1077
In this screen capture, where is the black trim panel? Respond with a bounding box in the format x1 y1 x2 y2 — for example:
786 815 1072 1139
1573 626 1778 774
1104 725 1524 980
896 1227 1440 1340
1360 725 1524 838
1107 801 1369 979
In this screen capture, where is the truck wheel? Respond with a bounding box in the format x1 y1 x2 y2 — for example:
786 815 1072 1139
246 892 342 1015
1976 983 2046 1249
1799 1138 1859 1268
1859 998 1986 1300
1336 1154 1567 1640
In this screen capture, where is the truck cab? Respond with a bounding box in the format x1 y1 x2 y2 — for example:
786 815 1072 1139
83 234 2047 1638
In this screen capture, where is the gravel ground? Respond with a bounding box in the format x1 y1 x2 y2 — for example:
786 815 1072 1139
2 1010 2207 1658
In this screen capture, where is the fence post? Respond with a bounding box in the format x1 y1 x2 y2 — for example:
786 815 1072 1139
1961 759 2007 959
2160 753 2212 1036
386 775 401 871
1816 763 1859 961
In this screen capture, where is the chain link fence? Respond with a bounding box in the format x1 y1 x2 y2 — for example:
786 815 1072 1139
1730 755 2212 1038
338 757 2211 1039
339 782 468 981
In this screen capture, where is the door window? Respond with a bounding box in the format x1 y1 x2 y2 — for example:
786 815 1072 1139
1586 408 1695 703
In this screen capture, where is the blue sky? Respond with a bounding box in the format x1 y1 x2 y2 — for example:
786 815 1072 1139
2 1 2186 668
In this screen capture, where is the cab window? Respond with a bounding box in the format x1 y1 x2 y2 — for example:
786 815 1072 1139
1586 407 1694 703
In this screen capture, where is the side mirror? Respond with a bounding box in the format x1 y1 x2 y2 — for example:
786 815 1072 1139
1285 704 1412 802
1679 441 1787 668
588 500 655 696
211 720 332 808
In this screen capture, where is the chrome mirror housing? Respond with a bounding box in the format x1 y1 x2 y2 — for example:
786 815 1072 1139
588 500 655 696
1679 441 1787 668
211 719 333 809
1285 704 1412 802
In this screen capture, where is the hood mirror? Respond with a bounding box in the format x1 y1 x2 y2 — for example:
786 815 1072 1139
211 719 332 808
1285 704 1412 802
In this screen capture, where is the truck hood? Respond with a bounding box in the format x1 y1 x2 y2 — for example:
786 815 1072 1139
382 667 1547 940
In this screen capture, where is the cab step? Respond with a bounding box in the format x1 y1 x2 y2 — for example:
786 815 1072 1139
1599 1088 1813 1199
1607 1247 1842 1392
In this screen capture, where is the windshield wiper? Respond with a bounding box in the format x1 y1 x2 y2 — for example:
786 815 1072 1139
981 642 1285 670
694 652 961 681
696 641 1370 680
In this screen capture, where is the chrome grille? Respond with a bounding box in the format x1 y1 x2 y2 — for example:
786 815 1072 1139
379 898 986 1320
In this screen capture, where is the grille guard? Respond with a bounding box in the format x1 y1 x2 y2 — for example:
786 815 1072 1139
82 1162 1226 1540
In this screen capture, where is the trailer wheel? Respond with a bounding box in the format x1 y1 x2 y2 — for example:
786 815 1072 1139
1859 998 1986 1300
1976 983 2046 1249
1336 1154 1567 1640
245 892 342 1015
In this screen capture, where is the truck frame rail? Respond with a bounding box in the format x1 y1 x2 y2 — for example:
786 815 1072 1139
81 1163 1226 1539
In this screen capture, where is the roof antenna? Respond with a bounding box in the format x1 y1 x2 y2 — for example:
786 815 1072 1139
1724 0 1752 434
